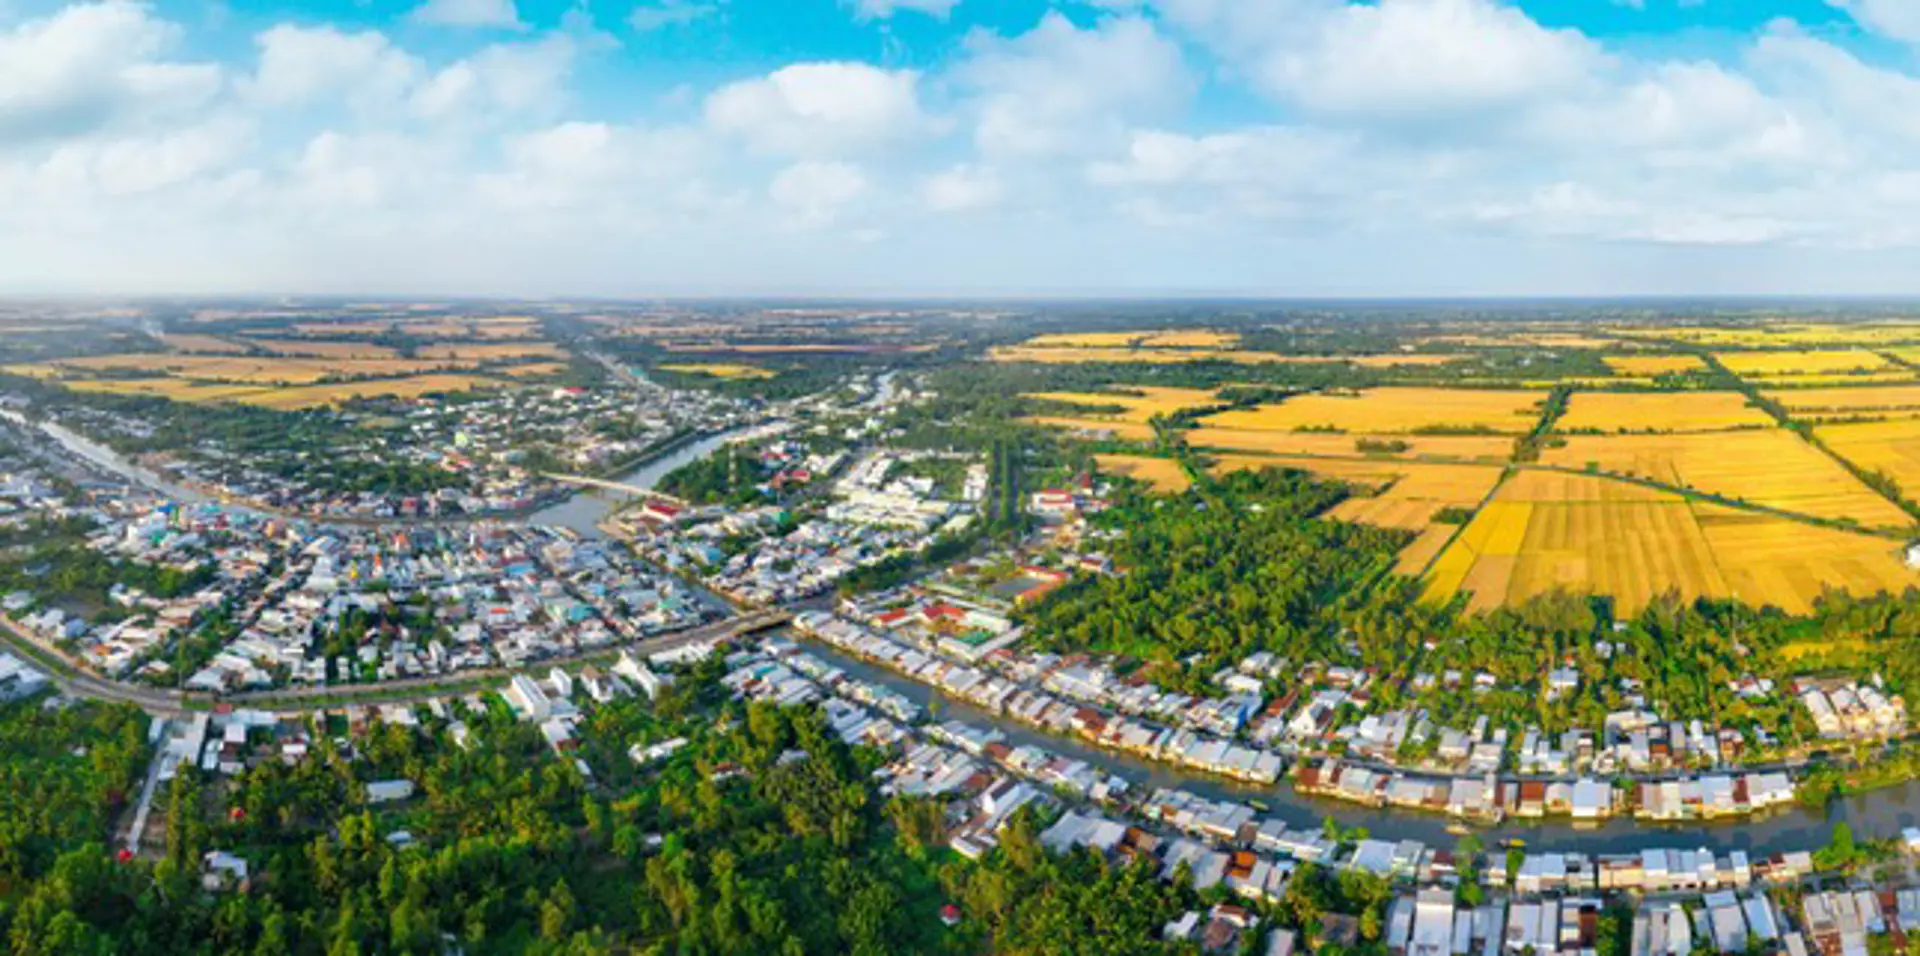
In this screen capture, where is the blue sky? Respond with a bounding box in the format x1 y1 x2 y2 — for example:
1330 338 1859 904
5 0 1920 296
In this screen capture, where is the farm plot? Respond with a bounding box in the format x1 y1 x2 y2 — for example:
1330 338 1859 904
1210 455 1503 531
240 338 399 360
1714 349 1896 379
1554 391 1773 433
1186 428 1514 462
657 363 775 380
1422 470 1914 615
1601 354 1704 376
235 374 505 410
1198 387 1546 435
1024 387 1224 442
156 333 248 354
19 354 472 385
1763 384 1920 420
416 342 565 361
1816 419 1920 497
1094 454 1191 494
1539 431 1910 529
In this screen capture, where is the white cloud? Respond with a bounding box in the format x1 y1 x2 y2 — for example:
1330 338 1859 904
410 0 524 30
921 163 1000 211
411 34 578 121
705 62 935 156
769 160 867 225
249 25 420 109
629 0 718 31
850 0 961 20
1832 0 1920 44
0 1 221 142
1253 0 1606 117
959 13 1190 157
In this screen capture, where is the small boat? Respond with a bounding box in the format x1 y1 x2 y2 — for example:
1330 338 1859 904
1504 838 1527 850
1445 822 1471 836
1248 799 1271 813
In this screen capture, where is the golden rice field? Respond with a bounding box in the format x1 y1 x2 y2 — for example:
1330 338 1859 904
417 342 565 361
1614 323 1920 348
156 333 248 354
1136 330 1239 349
1395 524 1460 576
15 354 471 385
1554 391 1774 433
1539 430 1910 528
1763 384 1920 419
990 345 1284 364
1816 419 1920 495
657 363 776 380
499 362 569 377
1028 386 1223 421
61 379 277 403
1094 454 1192 494
1198 387 1546 435
1021 332 1158 349
1209 455 1503 531
237 374 505 410
239 338 400 360
1601 354 1704 376
1187 428 1515 462
1422 470 1915 614
1714 349 1896 378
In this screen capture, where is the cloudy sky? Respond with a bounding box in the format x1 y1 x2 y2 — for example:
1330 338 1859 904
7 0 1920 297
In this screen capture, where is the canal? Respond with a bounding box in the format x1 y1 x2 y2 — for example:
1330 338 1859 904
787 635 1920 856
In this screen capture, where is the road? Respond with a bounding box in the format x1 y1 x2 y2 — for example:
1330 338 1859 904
0 607 789 717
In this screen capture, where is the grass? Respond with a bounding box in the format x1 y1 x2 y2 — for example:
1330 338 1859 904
1554 391 1776 433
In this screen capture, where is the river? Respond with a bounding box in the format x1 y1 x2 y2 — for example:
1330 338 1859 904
15 409 1918 856
526 430 739 535
788 636 1920 856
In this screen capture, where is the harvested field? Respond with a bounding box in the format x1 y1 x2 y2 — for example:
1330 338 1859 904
1539 431 1910 528
1764 384 1920 419
156 333 247 354
1422 470 1914 614
1714 349 1895 378
1094 454 1191 493
1615 323 1920 348
1198 387 1546 435
991 346 1282 364
1210 455 1503 531
62 379 273 403
1554 391 1774 433
20 354 470 384
1022 332 1156 349
499 362 569 377
417 342 565 361
1137 330 1239 349
657 363 776 380
1601 354 1704 376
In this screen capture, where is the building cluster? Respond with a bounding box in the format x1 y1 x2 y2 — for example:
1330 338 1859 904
49 378 746 519
1798 679 1907 741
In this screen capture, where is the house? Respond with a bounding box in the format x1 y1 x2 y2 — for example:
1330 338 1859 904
366 779 417 804
202 851 249 892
